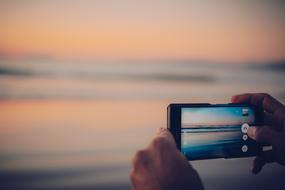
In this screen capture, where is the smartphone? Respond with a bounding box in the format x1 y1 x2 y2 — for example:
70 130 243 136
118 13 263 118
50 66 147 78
167 103 263 160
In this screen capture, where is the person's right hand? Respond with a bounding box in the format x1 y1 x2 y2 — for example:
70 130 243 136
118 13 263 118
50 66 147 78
232 93 285 174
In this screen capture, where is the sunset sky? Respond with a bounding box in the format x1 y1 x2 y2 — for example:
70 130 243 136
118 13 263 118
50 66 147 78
182 107 254 126
1 0 285 63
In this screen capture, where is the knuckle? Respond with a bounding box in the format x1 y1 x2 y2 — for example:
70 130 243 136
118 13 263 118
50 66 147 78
129 170 135 181
133 150 148 165
132 149 151 174
136 150 147 159
255 127 274 143
152 137 170 149
129 171 138 190
275 109 285 128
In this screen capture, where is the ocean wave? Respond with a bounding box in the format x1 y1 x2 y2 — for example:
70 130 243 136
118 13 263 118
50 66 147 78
0 66 214 83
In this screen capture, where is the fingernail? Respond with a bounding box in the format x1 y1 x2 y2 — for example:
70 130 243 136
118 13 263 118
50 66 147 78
247 127 257 139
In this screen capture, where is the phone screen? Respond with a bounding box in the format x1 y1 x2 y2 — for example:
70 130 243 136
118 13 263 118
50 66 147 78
181 106 260 160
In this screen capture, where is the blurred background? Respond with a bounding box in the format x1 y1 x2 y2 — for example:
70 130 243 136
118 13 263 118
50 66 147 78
0 0 285 189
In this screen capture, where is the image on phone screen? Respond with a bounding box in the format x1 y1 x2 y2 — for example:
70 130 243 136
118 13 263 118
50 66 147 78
181 106 260 160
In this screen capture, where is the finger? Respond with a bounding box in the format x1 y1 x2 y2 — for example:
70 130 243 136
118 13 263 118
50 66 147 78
273 107 285 131
132 150 150 171
156 129 191 164
231 93 283 114
264 112 284 131
129 169 136 185
251 156 265 174
263 112 274 126
156 128 176 147
247 126 280 147
149 128 178 160
129 170 138 190
251 150 275 174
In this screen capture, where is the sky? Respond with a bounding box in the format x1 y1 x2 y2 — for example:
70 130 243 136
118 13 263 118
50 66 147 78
0 0 285 63
182 107 254 126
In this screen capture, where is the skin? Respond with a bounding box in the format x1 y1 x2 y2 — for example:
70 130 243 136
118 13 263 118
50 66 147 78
130 128 204 190
232 93 285 174
130 93 285 189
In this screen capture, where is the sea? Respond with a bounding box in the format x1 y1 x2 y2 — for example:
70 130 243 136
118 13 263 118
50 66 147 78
0 58 285 190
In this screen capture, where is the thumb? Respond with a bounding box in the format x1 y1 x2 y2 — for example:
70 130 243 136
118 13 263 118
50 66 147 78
247 126 280 147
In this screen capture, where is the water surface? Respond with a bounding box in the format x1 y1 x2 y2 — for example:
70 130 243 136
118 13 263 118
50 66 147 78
0 60 285 189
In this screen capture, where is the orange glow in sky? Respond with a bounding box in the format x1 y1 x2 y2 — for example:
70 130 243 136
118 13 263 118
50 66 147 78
1 1 285 62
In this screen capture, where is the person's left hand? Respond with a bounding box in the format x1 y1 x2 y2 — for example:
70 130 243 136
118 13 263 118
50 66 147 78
130 128 204 190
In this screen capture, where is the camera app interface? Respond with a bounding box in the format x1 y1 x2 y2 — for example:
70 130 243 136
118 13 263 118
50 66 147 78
181 106 257 160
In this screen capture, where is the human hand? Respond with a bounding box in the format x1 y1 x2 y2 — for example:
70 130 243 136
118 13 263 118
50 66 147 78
130 128 204 190
232 93 285 174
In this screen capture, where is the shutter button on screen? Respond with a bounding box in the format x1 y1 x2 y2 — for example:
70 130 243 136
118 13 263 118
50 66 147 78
241 123 249 133
242 145 248 152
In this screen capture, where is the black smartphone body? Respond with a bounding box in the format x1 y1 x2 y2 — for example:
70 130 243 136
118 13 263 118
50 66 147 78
167 103 264 161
